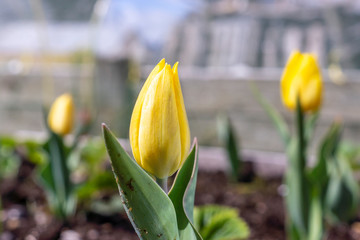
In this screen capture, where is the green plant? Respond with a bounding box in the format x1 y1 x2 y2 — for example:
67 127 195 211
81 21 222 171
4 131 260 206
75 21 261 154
217 114 243 181
37 94 90 219
254 50 359 239
103 125 201 239
337 141 360 172
0 136 21 234
103 59 202 239
61 137 119 214
0 136 21 179
39 130 77 219
255 91 359 240
72 138 123 214
194 205 250 240
323 131 360 224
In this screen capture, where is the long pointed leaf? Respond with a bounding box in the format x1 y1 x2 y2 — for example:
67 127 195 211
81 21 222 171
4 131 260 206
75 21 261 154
42 131 74 218
308 122 341 184
326 144 360 222
168 139 202 240
284 100 309 238
217 115 241 180
304 112 319 146
308 186 323 240
251 83 290 146
103 124 179 240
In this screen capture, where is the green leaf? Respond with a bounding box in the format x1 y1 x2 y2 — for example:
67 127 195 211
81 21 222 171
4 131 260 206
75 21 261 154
69 118 93 153
76 171 118 200
102 124 179 240
304 112 319 145
308 186 323 240
295 98 306 168
308 122 341 185
341 160 360 218
194 205 250 240
326 172 353 222
285 164 309 237
285 100 309 237
168 139 202 240
79 138 107 169
287 222 302 240
90 195 124 216
251 82 290 146
326 151 360 223
307 123 341 240
40 131 75 218
24 140 47 165
0 136 20 178
217 115 241 181
38 162 56 196
0 136 17 147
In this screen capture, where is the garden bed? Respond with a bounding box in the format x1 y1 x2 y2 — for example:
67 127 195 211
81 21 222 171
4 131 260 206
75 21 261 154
0 157 359 240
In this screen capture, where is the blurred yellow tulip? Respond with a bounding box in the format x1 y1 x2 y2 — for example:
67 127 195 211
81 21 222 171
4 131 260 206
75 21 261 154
48 93 74 135
281 51 323 112
129 59 190 179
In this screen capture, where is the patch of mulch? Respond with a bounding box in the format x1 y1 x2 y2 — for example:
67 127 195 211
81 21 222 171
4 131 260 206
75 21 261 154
0 159 359 240
196 171 285 240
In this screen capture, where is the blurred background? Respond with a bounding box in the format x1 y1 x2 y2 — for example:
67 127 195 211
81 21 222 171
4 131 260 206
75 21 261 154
1 0 360 152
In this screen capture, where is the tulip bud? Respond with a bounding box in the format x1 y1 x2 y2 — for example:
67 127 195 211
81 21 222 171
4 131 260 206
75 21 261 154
129 59 190 179
48 93 74 135
281 51 323 112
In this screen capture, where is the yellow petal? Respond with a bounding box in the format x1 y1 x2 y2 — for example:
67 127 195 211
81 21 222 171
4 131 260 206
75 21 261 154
300 72 322 111
129 59 191 178
48 93 74 135
138 64 181 178
281 51 301 109
280 51 322 112
172 62 190 168
129 59 165 162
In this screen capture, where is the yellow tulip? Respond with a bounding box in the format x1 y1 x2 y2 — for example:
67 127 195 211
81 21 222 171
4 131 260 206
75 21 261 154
48 93 74 135
281 51 323 112
129 59 190 179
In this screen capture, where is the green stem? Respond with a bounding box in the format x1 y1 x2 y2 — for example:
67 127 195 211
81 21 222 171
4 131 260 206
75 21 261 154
156 177 168 193
291 97 309 237
296 98 306 169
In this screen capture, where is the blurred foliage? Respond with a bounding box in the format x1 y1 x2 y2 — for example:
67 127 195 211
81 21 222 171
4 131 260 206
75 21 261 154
89 195 124 216
217 114 242 182
194 205 250 240
39 130 77 219
255 80 360 239
337 141 360 172
68 137 118 213
0 136 20 179
23 139 47 165
0 132 120 215
38 134 120 215
0 133 120 217
324 137 360 223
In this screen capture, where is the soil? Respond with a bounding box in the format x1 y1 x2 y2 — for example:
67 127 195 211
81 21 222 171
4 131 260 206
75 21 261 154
0 159 359 240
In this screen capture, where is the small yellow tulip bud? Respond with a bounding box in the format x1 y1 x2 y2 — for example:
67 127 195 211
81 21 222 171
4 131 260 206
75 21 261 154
281 51 323 112
48 93 74 135
129 59 190 179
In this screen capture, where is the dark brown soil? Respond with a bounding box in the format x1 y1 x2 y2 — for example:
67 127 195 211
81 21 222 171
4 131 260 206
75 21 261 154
196 171 285 240
0 159 358 240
